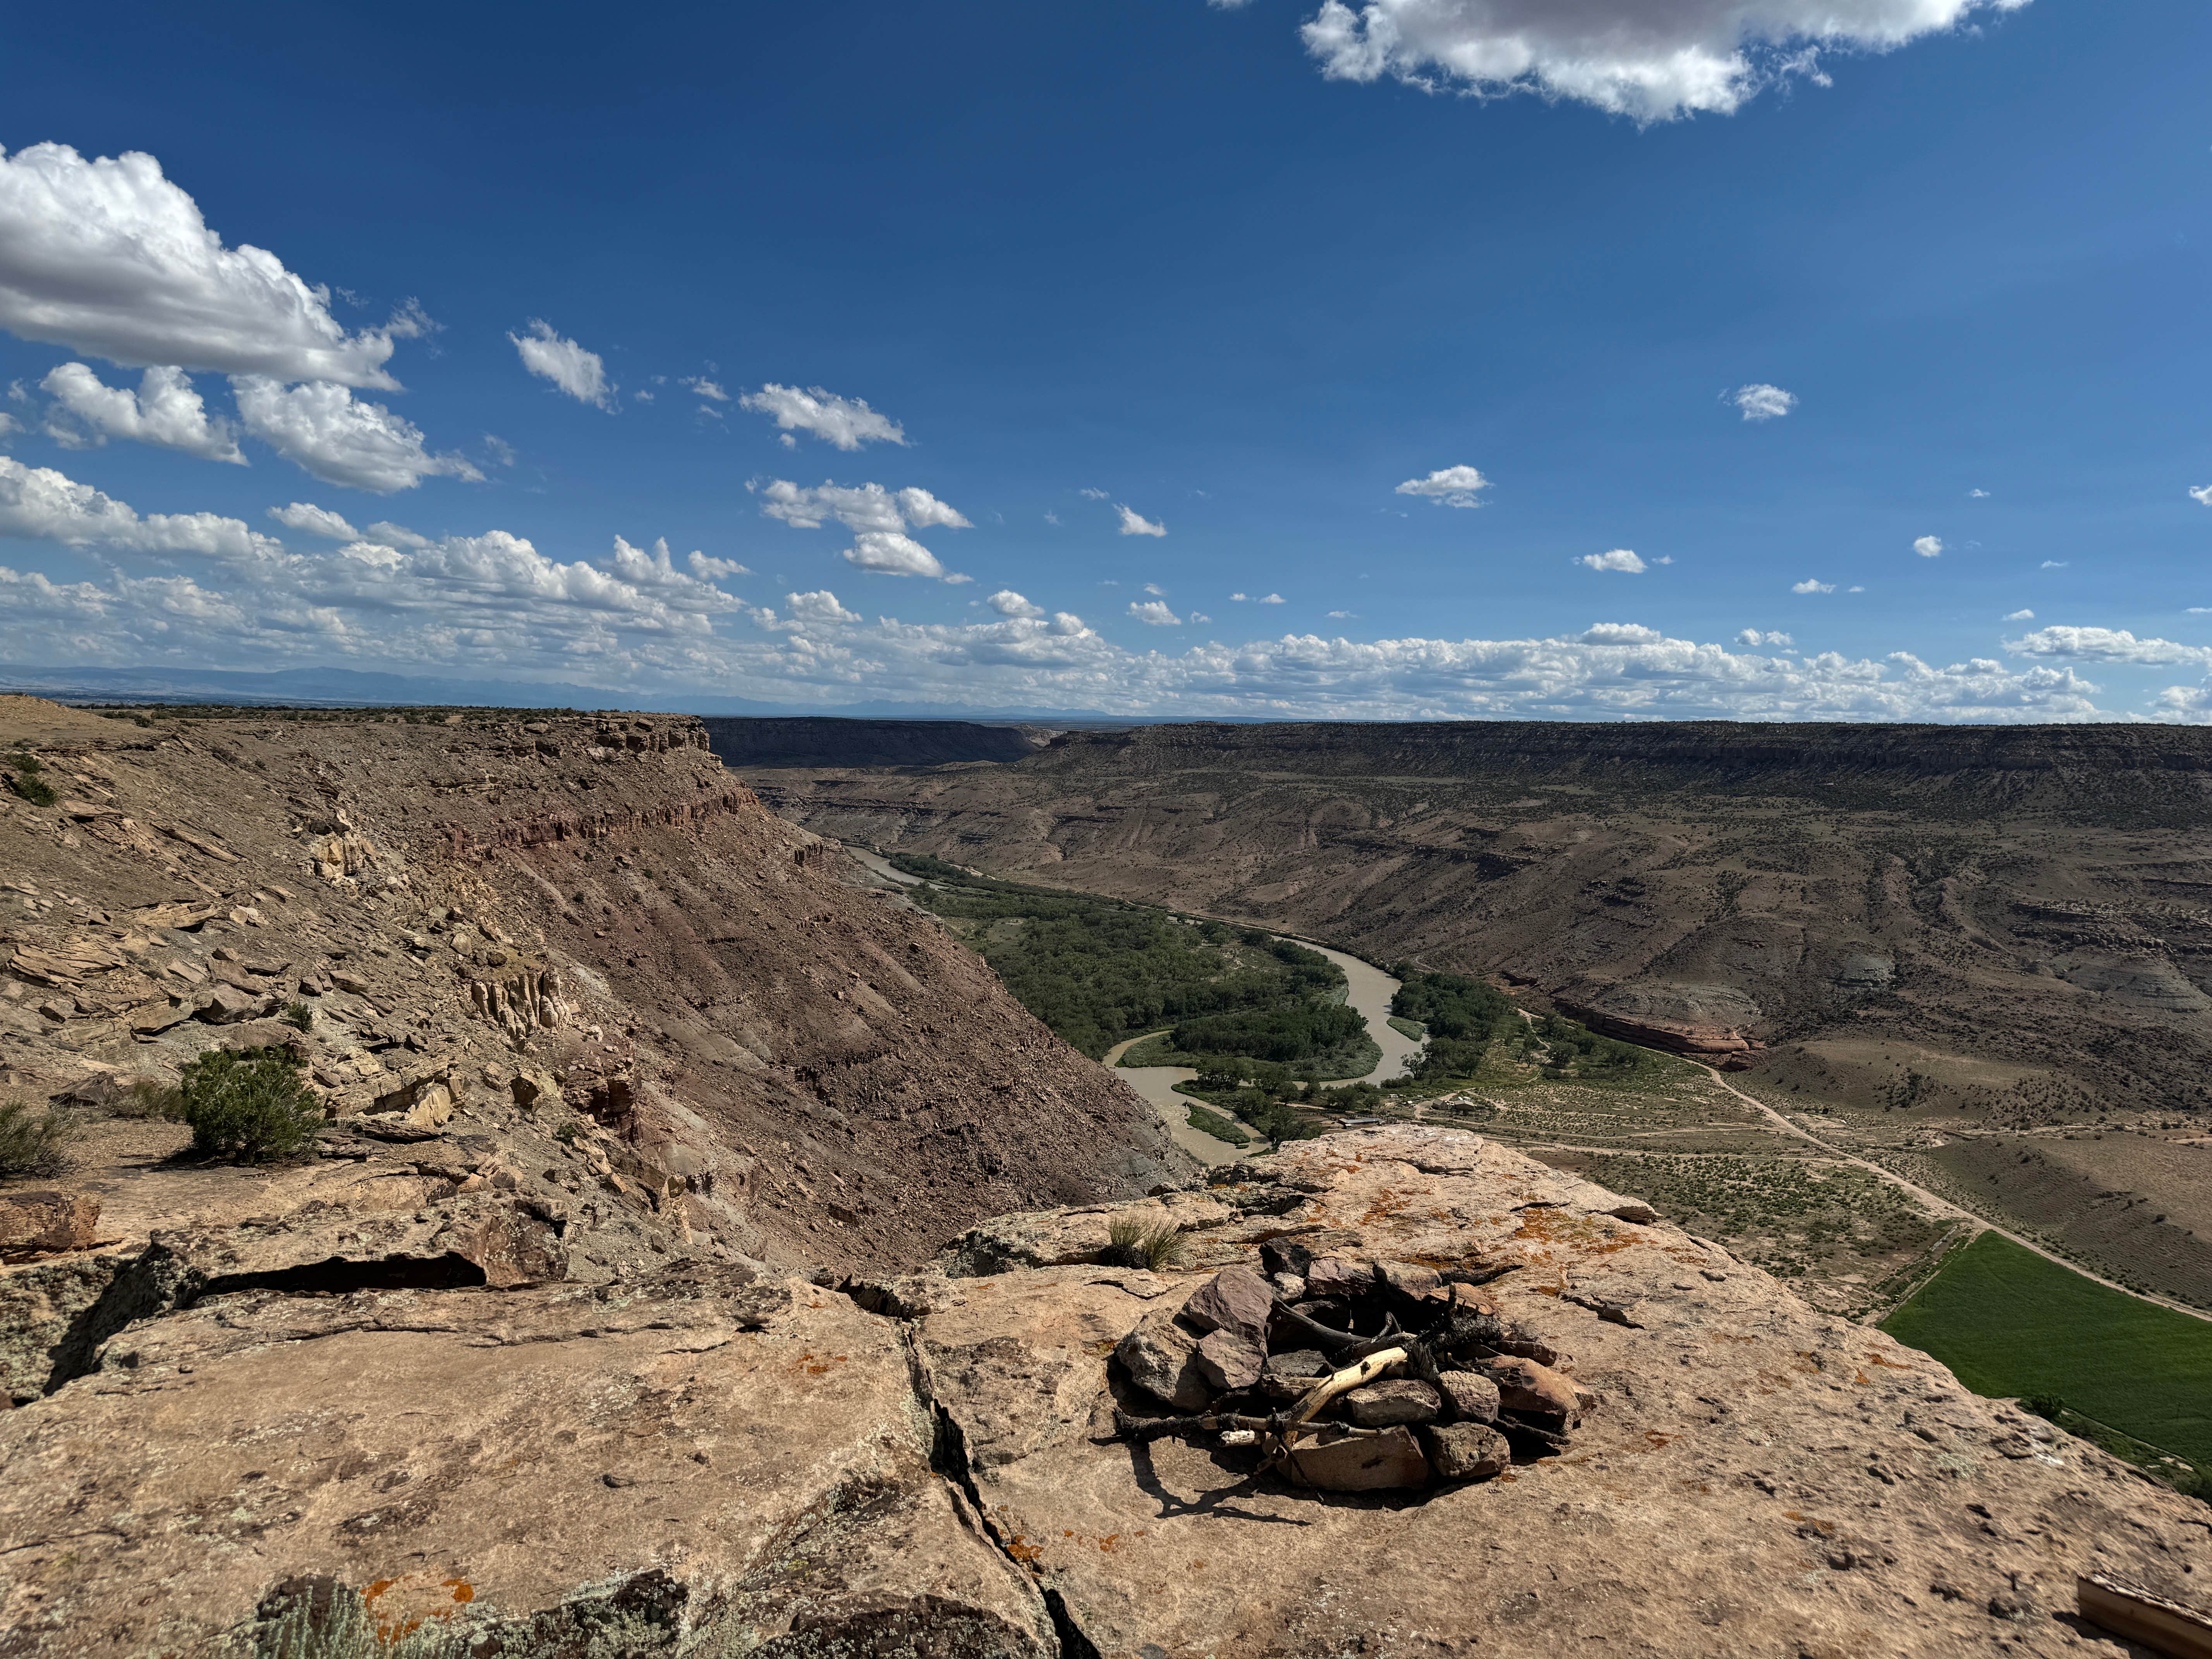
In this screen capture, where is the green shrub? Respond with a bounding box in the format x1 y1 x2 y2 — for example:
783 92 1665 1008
0 1100 78 1177
1104 1215 1187 1271
282 1001 315 1031
114 1078 183 1120
178 1047 322 1162
1183 1102 1251 1147
5 752 57 808
553 1120 580 1144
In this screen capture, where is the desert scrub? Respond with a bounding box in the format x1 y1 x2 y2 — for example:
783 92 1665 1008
282 1001 315 1031
178 1046 322 1162
0 1100 78 1177
113 1078 183 1120
1103 1214 1187 1271
5 752 57 808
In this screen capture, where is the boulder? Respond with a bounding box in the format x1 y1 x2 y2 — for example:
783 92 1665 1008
1180 1262 1273 1347
0 1192 99 1257
1264 1346 1332 1381
1343 1379 1440 1427
1287 1425 1430 1491
1421 1421 1511 1481
193 983 265 1025
1302 1256 1367 1297
1195 1327 1264 1392
1436 1369 1501 1423
1378 1259 1441 1302
1115 1304 1210 1409
1484 1355 1578 1419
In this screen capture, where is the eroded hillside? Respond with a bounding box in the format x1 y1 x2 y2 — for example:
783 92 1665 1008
0 696 1179 1336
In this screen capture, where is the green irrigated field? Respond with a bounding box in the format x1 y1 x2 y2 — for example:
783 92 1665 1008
1882 1231 2212 1481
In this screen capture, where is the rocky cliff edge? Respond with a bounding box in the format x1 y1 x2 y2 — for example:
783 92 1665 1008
3 1125 2204 1657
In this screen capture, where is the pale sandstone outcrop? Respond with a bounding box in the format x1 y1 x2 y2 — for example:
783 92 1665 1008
3 1126 2208 1656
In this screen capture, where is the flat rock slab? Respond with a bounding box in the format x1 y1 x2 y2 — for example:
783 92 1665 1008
0 1266 1053 1656
915 1126 2212 1659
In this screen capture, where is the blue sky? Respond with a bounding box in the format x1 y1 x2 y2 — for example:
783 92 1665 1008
2 0 2209 720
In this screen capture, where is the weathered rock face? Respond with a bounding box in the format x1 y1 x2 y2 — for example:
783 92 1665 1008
0 697 1182 1310
2 1125 2209 1655
0 1264 1057 1655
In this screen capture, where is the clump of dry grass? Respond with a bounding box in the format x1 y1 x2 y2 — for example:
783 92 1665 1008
1104 1214 1187 1271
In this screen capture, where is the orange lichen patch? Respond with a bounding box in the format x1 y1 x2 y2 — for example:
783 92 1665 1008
790 1351 851 1377
1005 1535 1043 1565
1642 1432 1674 1450
1790 1352 1822 1374
361 1574 476 1640
1862 1351 1918 1371
1509 1207 1634 1259
1853 1370 1874 1386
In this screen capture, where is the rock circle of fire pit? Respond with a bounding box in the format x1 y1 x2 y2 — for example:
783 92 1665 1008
1108 1240 1587 1492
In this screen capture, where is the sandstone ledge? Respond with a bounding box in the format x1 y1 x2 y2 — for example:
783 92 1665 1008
2 1126 2207 1656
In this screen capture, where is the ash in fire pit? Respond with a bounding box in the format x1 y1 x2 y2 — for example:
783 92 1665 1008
1109 1242 1583 1492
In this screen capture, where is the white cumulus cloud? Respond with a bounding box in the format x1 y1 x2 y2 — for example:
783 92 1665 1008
845 531 949 579
233 377 483 494
1296 0 2028 122
0 143 422 387
267 502 359 540
1580 549 1647 574
1733 383 1797 421
1395 464 1492 508
2190 485 2212 507
783 589 861 626
1129 599 1182 625
2004 626 2212 666
758 479 969 535
1736 629 1795 647
1914 535 1944 558
1118 505 1168 537
510 321 612 410
688 552 751 582
1582 623 1664 644
757 478 969 580
41 363 242 462
1792 579 1836 594
990 589 1046 618
738 384 904 450
0 454 285 565
2002 608 2033 622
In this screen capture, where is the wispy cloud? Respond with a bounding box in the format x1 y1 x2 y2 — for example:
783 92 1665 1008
510 321 612 410
1732 383 1797 421
1117 504 1167 537
737 384 904 450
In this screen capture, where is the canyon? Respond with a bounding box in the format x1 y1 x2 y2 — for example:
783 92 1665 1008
1 701 2208 1656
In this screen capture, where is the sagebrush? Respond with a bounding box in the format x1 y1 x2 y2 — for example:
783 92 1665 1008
0 1100 77 1177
